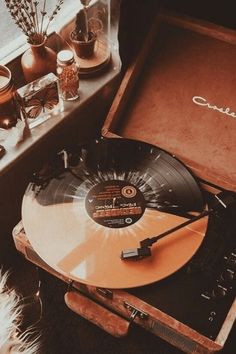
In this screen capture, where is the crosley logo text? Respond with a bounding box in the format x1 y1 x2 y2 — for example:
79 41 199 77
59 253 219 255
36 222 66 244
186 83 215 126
192 96 236 119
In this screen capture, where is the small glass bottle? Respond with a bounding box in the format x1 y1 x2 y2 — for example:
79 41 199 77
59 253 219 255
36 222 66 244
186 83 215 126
0 65 17 129
57 50 79 101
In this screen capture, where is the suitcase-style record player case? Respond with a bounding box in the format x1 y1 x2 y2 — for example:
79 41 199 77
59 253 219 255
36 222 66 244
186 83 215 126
13 10 236 354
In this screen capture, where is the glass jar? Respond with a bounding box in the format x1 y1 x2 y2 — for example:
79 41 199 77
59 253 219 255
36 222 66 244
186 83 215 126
0 65 18 129
57 50 79 101
66 0 121 76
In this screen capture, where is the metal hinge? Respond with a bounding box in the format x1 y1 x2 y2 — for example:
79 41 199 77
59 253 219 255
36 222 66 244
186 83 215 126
124 301 149 322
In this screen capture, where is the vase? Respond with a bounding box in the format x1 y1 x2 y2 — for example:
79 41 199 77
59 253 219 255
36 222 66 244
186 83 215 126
21 39 57 83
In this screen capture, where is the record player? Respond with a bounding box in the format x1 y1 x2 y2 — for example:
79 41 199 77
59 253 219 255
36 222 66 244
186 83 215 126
13 10 236 354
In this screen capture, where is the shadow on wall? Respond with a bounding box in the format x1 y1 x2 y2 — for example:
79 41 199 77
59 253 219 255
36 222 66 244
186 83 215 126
161 0 236 29
118 0 161 69
118 0 236 71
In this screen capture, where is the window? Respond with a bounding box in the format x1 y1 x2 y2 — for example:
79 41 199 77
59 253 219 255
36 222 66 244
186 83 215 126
0 0 81 64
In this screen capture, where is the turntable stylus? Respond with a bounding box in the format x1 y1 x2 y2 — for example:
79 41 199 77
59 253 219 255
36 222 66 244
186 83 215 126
121 191 235 261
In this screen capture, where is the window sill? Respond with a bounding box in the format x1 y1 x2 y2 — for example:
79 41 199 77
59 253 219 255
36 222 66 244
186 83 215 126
0 38 121 178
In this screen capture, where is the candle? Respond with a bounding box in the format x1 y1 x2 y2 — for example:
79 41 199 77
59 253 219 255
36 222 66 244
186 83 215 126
0 75 9 89
0 65 17 129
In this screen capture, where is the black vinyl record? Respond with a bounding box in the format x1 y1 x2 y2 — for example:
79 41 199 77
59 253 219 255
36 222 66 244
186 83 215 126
22 137 207 288
34 137 204 212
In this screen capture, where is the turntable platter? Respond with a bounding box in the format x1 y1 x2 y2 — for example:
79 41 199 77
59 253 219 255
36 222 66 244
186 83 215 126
22 138 207 289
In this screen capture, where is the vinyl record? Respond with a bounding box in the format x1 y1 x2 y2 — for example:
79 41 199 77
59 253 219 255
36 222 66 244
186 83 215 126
22 137 208 288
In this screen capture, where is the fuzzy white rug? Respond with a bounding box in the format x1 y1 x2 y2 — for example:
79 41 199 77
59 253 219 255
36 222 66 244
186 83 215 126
0 270 39 354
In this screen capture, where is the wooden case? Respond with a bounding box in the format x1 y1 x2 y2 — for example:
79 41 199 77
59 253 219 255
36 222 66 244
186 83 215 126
13 10 236 354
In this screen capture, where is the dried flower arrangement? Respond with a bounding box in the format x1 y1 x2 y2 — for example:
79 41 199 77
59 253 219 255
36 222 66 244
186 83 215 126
4 0 64 45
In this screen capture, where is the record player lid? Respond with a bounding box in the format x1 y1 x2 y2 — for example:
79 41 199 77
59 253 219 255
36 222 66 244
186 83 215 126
102 11 236 191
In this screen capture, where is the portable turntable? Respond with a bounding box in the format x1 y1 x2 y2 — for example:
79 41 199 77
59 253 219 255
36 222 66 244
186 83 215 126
13 9 236 354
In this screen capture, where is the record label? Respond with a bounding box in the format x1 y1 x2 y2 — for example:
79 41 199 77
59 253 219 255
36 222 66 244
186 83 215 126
85 180 146 228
